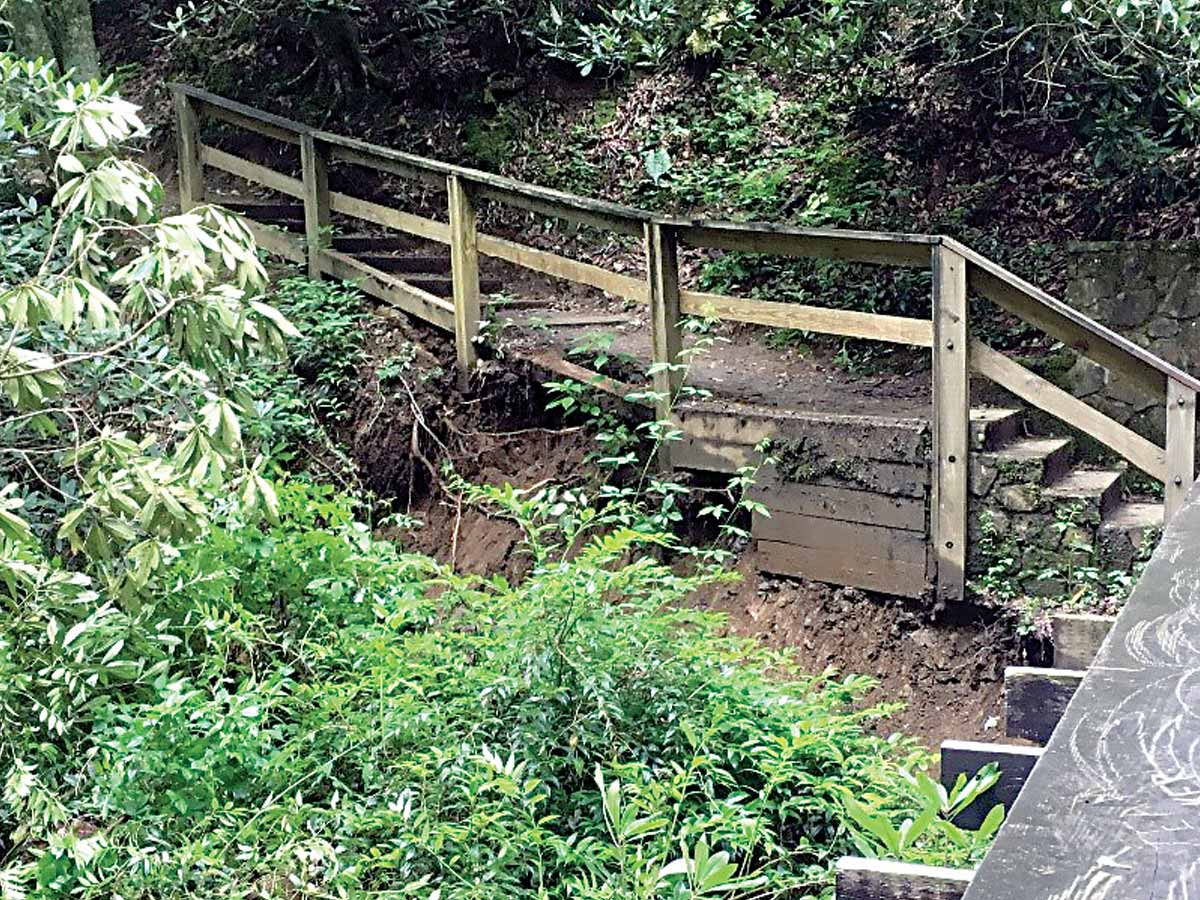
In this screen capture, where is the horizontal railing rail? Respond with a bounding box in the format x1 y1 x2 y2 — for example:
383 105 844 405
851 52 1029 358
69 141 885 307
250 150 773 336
168 83 1199 602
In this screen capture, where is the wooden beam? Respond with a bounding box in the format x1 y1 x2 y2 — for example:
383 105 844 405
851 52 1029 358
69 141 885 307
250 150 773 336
324 141 448 189
447 174 482 385
169 82 308 145
753 511 927 566
242 218 305 264
758 540 930 598
198 144 305 199
300 134 330 281
1004 666 1084 744
477 233 648 303
519 350 648 406
932 243 969 604
970 339 1167 482
1051 613 1115 670
835 857 973 900
674 405 931 463
672 221 935 267
940 740 1044 830
319 250 455 331
328 191 450 244
1166 379 1197 522
747 481 927 531
172 89 204 211
646 222 684 469
678 291 933 347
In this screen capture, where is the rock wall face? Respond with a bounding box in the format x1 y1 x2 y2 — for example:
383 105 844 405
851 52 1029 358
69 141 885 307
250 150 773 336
1062 241 1200 450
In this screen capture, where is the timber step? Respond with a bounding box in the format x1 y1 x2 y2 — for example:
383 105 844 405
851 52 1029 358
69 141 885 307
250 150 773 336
333 235 419 253
221 201 305 227
348 254 452 274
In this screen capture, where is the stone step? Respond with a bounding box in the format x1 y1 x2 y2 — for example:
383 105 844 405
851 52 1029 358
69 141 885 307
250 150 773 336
1097 500 1163 570
973 437 1075 496
970 407 1024 451
1044 468 1125 522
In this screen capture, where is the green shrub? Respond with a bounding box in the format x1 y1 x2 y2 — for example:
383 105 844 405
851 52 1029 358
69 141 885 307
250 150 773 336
1 478 999 898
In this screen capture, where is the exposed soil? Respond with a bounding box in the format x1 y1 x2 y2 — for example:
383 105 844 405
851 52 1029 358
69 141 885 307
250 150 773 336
692 555 1017 748
340 311 1019 752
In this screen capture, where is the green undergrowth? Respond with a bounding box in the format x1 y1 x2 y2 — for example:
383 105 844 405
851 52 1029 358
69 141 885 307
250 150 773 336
970 504 1158 637
2 476 1003 899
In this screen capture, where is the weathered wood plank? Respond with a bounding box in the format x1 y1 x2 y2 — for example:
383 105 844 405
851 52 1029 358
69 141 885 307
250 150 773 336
447 175 482 384
747 482 926 531
328 191 451 244
1003 666 1084 744
473 181 646 237
970 339 1166 482
836 858 973 900
678 291 934 347
1050 613 1115 670
242 218 306 264
932 243 969 604
172 90 204 211
647 223 684 468
477 233 648 303
324 141 448 189
198 144 305 199
672 221 935 267
169 82 308 144
963 483 1200 900
1165 379 1196 522
673 439 930 497
319 250 455 331
675 405 931 464
940 741 1043 830
758 540 930 598
300 134 330 280
520 350 648 405
753 510 927 566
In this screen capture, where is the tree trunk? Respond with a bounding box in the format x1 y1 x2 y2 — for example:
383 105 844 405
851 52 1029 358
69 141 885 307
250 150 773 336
44 0 101 81
6 0 56 62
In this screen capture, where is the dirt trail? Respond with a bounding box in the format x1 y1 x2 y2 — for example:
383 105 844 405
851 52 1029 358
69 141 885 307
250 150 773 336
491 267 935 418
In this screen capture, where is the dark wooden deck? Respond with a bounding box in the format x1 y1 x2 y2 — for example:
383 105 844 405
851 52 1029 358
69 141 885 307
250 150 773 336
964 482 1200 900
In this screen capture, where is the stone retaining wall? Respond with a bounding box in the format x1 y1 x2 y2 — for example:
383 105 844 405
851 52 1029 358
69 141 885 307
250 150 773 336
1062 241 1200 451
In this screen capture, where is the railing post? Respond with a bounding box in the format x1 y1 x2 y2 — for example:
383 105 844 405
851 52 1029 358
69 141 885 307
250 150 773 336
646 221 684 470
1166 378 1196 522
172 89 203 212
932 241 969 604
300 133 331 281
447 174 481 388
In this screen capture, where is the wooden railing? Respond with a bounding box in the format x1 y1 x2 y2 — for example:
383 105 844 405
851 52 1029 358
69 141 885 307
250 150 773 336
169 83 1200 604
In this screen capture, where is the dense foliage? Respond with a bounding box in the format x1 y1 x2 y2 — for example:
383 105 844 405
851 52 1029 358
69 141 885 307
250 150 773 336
0 55 295 600
1 476 1002 899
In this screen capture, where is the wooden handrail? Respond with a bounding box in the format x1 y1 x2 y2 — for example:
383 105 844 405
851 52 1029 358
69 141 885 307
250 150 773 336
168 82 1199 541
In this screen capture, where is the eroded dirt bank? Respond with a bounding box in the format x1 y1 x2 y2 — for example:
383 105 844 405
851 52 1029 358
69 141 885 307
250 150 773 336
336 309 1020 749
